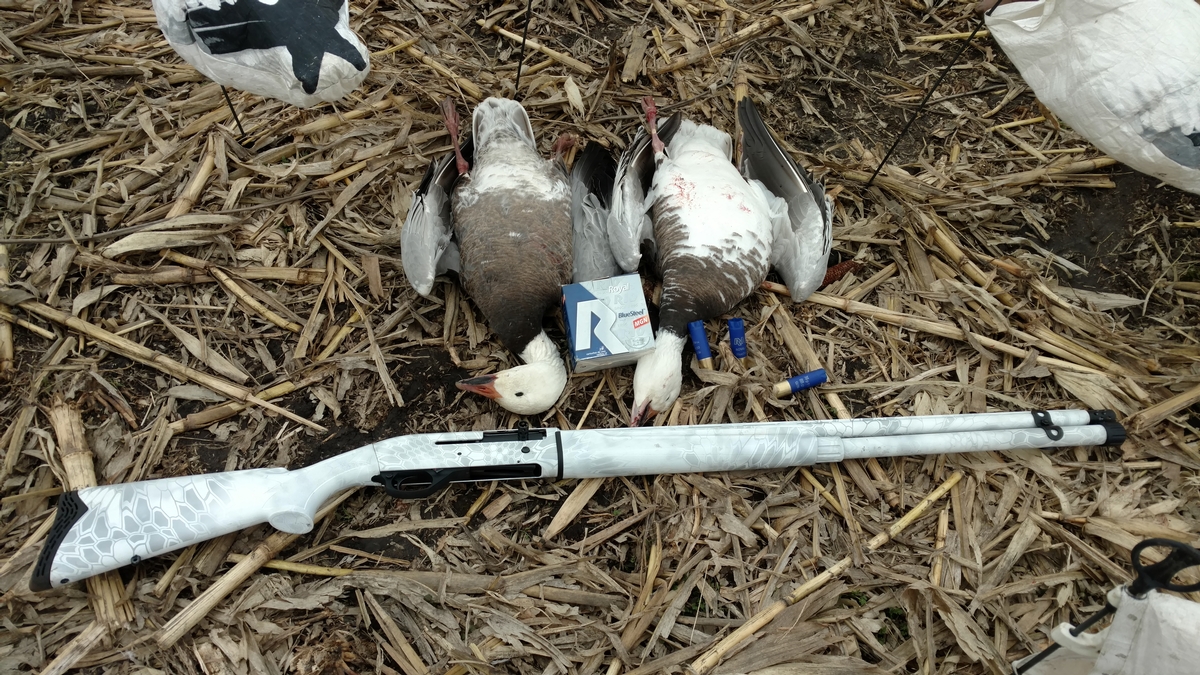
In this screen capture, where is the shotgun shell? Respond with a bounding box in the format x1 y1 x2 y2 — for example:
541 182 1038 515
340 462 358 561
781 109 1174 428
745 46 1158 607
773 369 828 398
727 318 747 362
688 320 713 369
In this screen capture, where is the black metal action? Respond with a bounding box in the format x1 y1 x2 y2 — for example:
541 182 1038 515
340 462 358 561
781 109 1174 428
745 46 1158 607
374 463 542 499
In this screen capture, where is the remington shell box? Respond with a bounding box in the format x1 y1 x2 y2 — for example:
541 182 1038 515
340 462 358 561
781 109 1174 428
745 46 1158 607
562 274 656 373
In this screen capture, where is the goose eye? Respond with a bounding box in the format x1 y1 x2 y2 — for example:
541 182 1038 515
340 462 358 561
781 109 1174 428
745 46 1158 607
515 392 525 397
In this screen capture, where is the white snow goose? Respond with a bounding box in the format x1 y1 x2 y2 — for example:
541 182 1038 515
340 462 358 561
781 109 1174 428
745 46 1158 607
153 0 370 107
609 96 833 425
402 97 613 416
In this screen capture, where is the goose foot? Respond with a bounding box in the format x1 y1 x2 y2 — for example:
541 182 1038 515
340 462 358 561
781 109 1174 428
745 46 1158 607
640 96 665 155
439 97 471 178
551 132 576 159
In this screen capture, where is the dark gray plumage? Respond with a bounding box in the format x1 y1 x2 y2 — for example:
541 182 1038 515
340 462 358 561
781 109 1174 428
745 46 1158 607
570 142 620 282
738 96 832 303
606 112 682 273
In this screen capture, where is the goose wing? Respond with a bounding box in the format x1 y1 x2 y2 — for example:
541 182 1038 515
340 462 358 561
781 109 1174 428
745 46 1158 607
607 112 682 272
401 138 474 297
571 142 621 282
737 97 832 302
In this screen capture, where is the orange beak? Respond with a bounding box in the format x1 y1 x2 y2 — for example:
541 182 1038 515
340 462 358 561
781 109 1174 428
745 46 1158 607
630 400 658 427
456 375 500 400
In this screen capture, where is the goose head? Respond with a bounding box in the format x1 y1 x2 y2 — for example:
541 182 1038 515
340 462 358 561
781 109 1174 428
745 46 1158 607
630 332 686 426
456 333 567 416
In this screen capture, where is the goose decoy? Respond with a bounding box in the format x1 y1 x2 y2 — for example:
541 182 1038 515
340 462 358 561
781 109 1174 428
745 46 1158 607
402 97 582 416
608 96 832 425
153 0 370 107
985 0 1199 195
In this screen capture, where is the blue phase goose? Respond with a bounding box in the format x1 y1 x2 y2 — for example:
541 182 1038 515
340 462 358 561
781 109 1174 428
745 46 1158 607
401 97 615 416
609 96 833 425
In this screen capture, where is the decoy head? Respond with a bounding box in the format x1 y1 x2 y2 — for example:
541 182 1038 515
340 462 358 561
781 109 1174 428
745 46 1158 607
630 333 685 426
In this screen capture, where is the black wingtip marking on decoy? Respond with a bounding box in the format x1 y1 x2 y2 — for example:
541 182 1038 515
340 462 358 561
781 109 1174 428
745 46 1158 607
186 0 366 95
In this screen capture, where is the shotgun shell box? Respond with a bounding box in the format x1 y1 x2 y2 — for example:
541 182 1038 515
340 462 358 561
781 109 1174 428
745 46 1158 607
562 274 656 373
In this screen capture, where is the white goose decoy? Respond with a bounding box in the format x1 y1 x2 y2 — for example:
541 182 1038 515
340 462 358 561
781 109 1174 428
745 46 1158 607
609 96 833 425
985 0 1199 195
153 0 369 107
402 97 591 416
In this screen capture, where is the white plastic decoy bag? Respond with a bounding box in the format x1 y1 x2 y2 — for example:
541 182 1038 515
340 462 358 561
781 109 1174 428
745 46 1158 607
985 0 1200 195
1012 587 1200 675
154 0 370 108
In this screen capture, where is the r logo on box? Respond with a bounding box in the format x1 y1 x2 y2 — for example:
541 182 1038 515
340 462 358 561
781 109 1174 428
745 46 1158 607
574 299 626 354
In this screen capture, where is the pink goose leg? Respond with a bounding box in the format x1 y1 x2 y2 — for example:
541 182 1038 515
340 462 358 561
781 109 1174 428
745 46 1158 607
551 132 576 160
439 97 470 178
641 96 665 155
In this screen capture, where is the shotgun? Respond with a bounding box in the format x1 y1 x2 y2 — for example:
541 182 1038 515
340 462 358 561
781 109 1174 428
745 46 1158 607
32 408 1124 591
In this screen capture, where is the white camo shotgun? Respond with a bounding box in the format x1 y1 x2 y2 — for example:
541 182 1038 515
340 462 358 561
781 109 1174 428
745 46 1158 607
31 409 1125 591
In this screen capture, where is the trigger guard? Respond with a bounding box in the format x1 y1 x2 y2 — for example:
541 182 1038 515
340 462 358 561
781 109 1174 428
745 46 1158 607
374 468 460 500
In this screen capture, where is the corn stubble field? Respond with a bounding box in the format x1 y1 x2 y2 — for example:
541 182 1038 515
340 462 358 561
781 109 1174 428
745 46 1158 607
1 1 1199 674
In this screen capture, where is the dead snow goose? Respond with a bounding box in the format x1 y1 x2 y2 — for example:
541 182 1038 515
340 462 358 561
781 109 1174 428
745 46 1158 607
402 97 585 416
609 96 832 425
